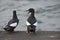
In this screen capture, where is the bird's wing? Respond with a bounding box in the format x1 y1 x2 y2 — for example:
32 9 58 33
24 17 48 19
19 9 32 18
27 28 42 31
9 22 17 27
33 22 37 26
26 21 31 25
26 21 37 26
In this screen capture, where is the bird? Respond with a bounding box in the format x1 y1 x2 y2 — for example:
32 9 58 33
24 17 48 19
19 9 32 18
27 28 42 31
4 10 19 32
26 8 37 33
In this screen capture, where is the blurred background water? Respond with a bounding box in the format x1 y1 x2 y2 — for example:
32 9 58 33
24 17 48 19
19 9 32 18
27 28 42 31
0 0 60 31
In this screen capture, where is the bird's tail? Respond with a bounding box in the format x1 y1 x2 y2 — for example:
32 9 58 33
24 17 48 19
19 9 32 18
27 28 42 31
3 25 10 31
27 25 36 32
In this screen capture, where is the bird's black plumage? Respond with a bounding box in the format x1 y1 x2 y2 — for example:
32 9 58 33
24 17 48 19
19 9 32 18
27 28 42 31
26 8 37 33
27 8 37 25
4 10 19 32
27 15 36 25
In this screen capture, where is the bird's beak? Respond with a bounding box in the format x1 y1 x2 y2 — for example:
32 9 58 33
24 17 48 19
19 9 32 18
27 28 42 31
26 10 29 12
26 10 30 14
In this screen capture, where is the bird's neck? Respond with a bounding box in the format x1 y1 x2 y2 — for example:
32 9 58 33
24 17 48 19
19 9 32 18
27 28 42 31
30 12 35 17
13 13 17 19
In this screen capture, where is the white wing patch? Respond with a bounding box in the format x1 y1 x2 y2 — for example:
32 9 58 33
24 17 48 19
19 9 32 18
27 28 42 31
26 21 37 26
33 22 37 26
10 22 17 27
26 21 31 25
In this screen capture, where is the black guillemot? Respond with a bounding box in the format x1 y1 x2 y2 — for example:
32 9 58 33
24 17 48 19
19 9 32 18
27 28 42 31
4 10 19 32
26 8 37 33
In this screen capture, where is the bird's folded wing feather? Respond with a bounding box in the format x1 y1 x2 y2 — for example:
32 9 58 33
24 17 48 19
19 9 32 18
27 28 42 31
26 21 37 26
26 21 31 25
10 22 17 27
33 22 37 26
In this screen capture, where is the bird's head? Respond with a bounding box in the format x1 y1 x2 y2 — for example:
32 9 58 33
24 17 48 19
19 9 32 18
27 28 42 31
26 8 35 14
13 10 16 14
